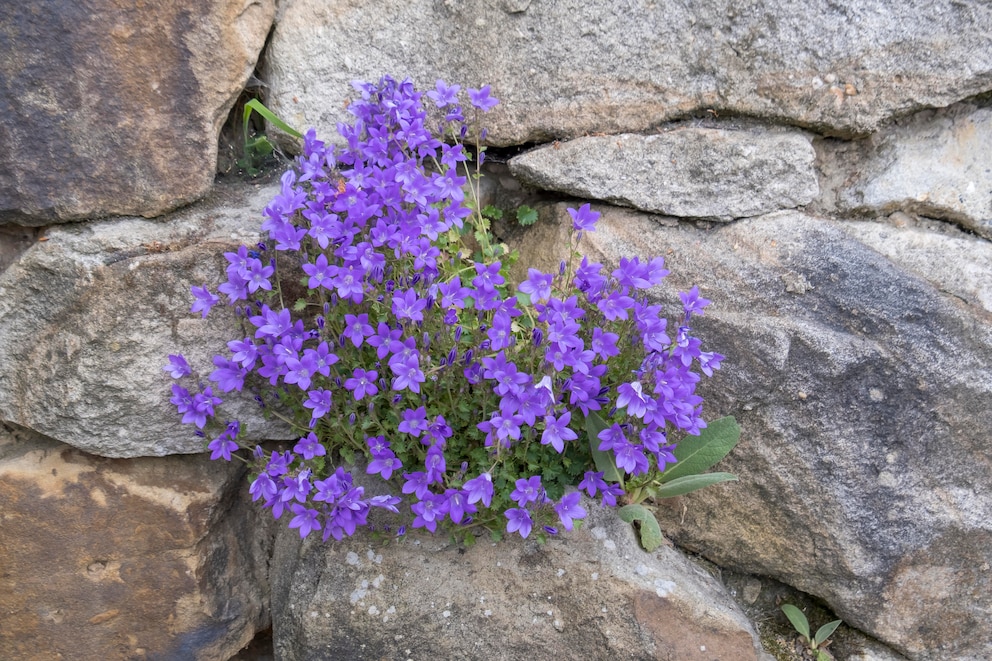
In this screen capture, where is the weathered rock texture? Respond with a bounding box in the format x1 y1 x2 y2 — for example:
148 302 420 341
0 180 292 458
0 423 273 661
265 0 992 145
816 102 992 239
509 129 818 220
270 490 771 661
504 204 992 661
0 0 275 223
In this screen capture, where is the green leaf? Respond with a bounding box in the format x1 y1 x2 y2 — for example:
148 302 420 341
659 416 740 483
293 299 307 312
781 604 811 641
482 205 503 220
813 620 842 647
516 205 538 226
515 291 532 307
243 98 302 139
584 410 622 484
652 472 738 498
617 504 663 552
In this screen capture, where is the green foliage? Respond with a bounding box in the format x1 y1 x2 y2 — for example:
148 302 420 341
516 205 538 226
617 504 663 552
237 98 303 176
781 604 842 661
591 414 741 550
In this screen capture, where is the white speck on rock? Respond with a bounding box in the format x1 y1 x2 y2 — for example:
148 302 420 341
368 606 380 616
655 579 676 598
603 540 617 551
635 564 649 576
372 574 385 588
442 610 451 618
556 568 565 577
553 619 564 631
590 526 608 540
346 551 360 566
591 572 599 580
484 609 492 617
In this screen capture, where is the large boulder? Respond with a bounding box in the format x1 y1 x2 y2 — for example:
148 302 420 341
0 180 292 458
0 423 273 660
504 203 992 661
269 489 771 661
0 0 275 223
264 0 992 145
508 128 819 221
816 102 992 239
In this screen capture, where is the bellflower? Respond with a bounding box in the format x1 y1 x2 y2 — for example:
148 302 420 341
166 75 729 546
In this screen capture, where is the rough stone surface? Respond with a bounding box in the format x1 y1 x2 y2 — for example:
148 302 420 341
0 0 275 223
504 204 992 661
0 180 293 458
817 102 992 238
509 129 818 220
0 423 274 661
270 488 770 661
264 0 992 146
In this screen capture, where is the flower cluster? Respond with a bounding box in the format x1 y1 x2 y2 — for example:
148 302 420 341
165 76 723 543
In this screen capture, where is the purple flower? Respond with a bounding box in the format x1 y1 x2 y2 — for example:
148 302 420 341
344 368 379 400
183 387 222 429
303 389 332 421
510 475 544 506
392 288 427 322
293 432 326 460
467 85 499 111
567 204 599 232
163 354 191 379
680 286 711 318
289 504 322 538
463 473 494 507
541 411 578 453
342 313 374 347
427 79 461 107
207 428 239 461
411 493 448 533
518 268 554 304
398 406 428 437
190 285 219 318
554 492 587 531
505 508 533 539
367 452 403 480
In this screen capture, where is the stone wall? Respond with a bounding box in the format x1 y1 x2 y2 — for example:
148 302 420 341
1 1 990 659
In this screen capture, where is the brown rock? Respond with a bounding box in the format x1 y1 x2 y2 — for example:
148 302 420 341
0 424 273 661
0 0 276 223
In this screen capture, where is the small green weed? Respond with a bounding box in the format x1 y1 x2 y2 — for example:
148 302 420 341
781 604 841 660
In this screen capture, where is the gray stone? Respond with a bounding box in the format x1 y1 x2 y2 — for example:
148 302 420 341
504 204 992 660
508 129 818 220
264 0 992 146
817 102 992 238
0 423 274 660
0 0 275 223
270 489 771 661
0 180 293 458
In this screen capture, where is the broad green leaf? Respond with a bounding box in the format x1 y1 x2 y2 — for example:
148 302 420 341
652 472 738 498
584 410 622 483
243 98 303 139
617 504 663 552
516 205 538 226
781 604 811 641
293 299 307 312
659 416 740 483
813 619 842 647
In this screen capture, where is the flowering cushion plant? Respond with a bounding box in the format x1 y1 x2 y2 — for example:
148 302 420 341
165 76 736 547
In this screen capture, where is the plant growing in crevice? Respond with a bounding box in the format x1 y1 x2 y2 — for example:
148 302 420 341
165 76 738 548
781 604 842 660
